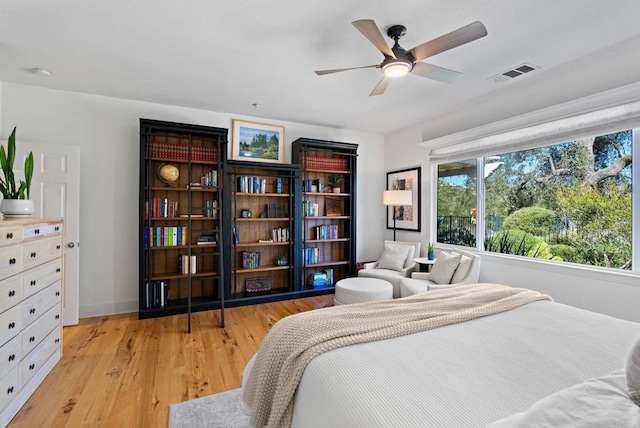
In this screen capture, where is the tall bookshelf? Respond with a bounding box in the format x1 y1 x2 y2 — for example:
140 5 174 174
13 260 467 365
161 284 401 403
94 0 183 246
224 161 301 304
292 138 358 289
139 119 227 330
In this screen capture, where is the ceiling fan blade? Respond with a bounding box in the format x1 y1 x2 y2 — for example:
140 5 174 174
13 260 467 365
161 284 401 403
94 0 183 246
409 21 487 62
352 19 396 59
315 64 380 76
369 76 391 96
411 62 464 83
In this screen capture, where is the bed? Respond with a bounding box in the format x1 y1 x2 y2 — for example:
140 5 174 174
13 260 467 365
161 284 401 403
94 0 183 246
241 284 640 428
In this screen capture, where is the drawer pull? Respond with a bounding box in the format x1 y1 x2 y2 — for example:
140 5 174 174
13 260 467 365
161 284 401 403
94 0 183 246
29 336 35 342
29 308 36 314
56 268 61 273
56 245 61 250
30 280 36 286
6 232 13 239
31 252 37 258
9 258 16 265
35 229 40 234
8 290 15 297
56 291 61 297
55 338 60 344
7 386 13 394
8 354 15 362
55 314 60 320
55 226 60 231
29 363 35 370
8 322 15 329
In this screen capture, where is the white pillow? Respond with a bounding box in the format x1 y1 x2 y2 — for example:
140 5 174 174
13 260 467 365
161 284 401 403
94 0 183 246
384 240 417 268
377 244 412 271
627 335 640 406
429 251 461 284
450 254 472 283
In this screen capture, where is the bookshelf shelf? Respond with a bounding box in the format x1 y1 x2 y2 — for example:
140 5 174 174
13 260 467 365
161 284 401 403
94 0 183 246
139 119 227 329
293 138 358 288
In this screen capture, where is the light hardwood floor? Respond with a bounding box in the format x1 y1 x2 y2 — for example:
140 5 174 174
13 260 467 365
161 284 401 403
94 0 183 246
8 295 334 427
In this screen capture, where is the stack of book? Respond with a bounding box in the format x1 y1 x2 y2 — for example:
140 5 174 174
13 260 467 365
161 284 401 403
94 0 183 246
310 271 328 287
197 234 217 245
303 200 319 217
147 198 179 218
144 226 187 247
314 224 338 240
271 227 289 242
237 176 267 193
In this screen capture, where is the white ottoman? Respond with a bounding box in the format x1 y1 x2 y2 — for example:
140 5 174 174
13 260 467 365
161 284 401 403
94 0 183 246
334 277 393 305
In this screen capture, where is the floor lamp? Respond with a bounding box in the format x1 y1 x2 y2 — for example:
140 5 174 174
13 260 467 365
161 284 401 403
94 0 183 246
383 190 412 241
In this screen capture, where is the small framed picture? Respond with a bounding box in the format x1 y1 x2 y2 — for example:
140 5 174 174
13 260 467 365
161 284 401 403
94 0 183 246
325 196 343 216
231 119 285 163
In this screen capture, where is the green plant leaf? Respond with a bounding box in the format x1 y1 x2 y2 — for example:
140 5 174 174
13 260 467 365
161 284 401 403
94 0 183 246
24 152 34 199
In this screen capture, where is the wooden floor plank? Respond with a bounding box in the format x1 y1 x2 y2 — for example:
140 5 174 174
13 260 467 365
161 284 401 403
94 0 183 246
7 295 333 427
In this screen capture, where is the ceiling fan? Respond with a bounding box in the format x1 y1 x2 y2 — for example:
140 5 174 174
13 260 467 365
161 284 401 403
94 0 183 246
315 19 488 96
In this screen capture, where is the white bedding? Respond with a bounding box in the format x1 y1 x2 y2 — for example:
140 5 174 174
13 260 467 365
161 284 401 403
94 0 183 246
285 301 640 427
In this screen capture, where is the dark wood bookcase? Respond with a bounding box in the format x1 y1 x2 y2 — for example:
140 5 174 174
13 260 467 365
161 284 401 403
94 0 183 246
292 138 358 289
224 160 302 305
139 119 227 329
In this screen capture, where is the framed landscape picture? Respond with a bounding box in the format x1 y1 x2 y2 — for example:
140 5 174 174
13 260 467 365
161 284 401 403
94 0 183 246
231 119 285 163
386 167 421 232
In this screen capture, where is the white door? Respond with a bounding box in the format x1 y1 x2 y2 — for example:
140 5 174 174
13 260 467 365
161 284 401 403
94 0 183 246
15 142 80 326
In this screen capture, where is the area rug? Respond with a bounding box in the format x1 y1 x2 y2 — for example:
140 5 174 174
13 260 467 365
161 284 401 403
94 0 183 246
169 388 252 428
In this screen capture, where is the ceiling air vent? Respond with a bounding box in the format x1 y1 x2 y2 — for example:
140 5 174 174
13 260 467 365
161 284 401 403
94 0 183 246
489 63 540 83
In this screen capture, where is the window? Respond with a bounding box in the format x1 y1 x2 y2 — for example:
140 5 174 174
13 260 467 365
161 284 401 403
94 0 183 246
436 130 634 271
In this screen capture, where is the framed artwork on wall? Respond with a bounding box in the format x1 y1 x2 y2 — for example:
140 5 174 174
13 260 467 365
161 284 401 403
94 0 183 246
231 119 285 163
386 167 421 232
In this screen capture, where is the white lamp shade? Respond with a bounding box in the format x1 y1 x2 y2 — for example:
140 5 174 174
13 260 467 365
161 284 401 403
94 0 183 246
383 190 412 206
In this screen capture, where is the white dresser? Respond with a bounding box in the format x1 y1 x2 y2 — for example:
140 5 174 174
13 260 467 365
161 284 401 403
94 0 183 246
0 218 64 426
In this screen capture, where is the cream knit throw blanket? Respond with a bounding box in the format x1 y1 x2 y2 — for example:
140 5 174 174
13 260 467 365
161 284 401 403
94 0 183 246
243 283 552 428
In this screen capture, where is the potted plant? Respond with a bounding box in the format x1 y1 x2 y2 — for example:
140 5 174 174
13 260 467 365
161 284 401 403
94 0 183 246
0 127 35 217
427 242 435 260
275 255 288 266
328 174 343 193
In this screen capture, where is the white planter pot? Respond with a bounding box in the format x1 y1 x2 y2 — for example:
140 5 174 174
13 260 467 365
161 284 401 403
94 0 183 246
0 199 35 218
332 187 341 193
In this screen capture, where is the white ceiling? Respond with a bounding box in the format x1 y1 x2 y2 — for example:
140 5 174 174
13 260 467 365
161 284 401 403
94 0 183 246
1 1 640 135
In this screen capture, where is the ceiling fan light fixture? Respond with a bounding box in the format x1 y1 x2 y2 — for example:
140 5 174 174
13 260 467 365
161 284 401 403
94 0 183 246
382 61 411 78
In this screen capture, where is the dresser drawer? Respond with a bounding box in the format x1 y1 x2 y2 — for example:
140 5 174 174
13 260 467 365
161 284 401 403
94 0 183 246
0 306 21 348
0 336 20 381
21 259 63 299
21 224 47 241
46 222 63 236
0 367 19 413
0 247 20 282
21 303 60 357
0 276 21 315
21 281 61 329
0 227 22 249
20 328 60 389
21 236 62 271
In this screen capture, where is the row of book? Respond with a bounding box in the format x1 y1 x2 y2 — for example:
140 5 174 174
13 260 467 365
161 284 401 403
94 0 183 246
271 227 290 242
303 247 320 265
241 251 261 269
204 200 218 217
148 198 179 218
197 169 218 188
144 226 188 247
147 141 218 162
310 268 334 287
312 224 339 240
303 155 348 171
302 200 320 217
178 255 197 274
237 176 268 194
302 179 323 193
143 280 170 309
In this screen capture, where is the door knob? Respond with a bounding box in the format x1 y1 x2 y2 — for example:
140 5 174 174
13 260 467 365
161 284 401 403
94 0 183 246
67 242 75 248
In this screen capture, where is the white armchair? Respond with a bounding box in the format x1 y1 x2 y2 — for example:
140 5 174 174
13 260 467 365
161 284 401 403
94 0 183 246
399 247 481 297
358 240 420 298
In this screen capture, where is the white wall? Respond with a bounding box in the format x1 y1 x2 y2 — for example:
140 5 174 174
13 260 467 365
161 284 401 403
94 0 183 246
0 82 385 318
383 85 640 323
